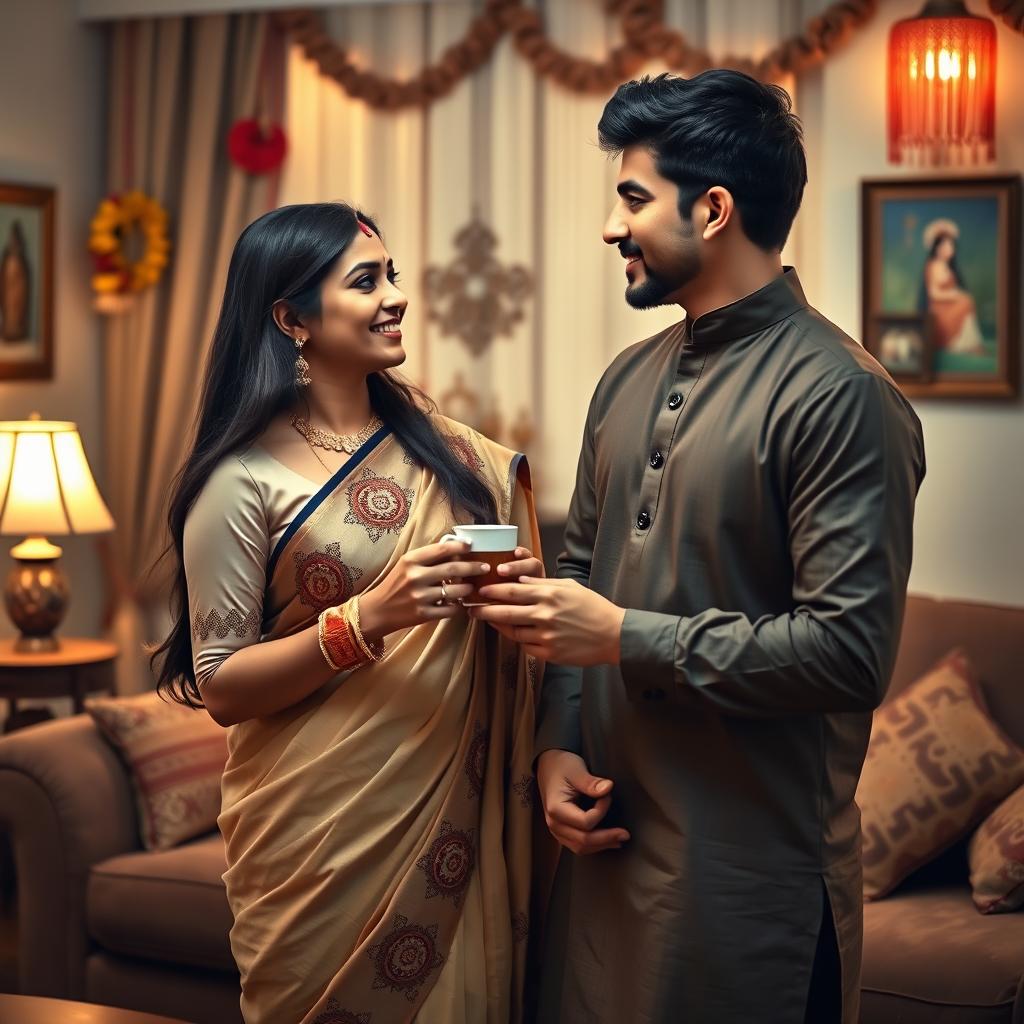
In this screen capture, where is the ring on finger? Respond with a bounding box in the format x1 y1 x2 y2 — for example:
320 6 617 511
439 580 450 605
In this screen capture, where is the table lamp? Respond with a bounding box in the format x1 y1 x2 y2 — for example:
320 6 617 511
0 414 115 652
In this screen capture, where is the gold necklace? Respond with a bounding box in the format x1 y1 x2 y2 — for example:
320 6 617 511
290 413 383 454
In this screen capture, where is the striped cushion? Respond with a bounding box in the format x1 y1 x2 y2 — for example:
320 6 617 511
86 691 228 851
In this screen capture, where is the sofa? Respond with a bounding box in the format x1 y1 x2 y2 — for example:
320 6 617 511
0 592 1022 1024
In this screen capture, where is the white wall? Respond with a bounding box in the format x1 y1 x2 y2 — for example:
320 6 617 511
0 0 106 639
797 0 1024 606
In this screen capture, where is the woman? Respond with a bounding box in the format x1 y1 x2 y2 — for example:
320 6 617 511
920 221 983 355
153 202 549 1024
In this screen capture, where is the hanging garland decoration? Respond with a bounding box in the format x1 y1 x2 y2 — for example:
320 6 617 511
88 191 171 301
274 0 879 112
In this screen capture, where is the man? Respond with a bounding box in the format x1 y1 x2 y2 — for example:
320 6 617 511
472 70 925 1023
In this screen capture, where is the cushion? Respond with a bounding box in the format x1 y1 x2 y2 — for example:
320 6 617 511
87 833 234 971
862 883 1024 1023
857 650 1024 900
86 691 227 851
969 783 1024 914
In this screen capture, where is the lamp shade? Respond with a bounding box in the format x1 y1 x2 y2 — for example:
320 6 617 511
888 0 996 166
0 418 114 537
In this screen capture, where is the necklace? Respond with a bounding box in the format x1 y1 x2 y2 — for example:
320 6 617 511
290 413 383 454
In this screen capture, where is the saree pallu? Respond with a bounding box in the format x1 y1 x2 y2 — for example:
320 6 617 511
218 419 547 1024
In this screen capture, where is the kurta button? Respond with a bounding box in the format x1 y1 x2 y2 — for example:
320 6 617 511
650 450 664 469
667 392 682 409
636 510 651 530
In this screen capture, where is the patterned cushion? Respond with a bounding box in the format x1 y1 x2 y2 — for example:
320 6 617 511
857 650 1024 900
86 691 228 851
968 784 1024 914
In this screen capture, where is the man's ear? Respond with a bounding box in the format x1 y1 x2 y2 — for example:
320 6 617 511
272 300 308 340
701 186 734 241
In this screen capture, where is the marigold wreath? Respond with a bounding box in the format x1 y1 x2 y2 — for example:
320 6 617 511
88 190 171 299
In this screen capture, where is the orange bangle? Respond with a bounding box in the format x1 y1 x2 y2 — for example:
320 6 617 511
318 605 366 672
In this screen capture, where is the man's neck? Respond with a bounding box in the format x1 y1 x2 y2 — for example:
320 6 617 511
676 253 785 323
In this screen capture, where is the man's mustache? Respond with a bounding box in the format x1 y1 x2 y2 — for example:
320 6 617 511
619 242 643 260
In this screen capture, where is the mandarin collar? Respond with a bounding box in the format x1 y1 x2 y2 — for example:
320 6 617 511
683 267 808 349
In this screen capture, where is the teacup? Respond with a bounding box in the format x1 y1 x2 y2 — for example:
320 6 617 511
440 524 518 604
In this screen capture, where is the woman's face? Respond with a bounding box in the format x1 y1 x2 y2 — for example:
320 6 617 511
303 228 409 378
936 235 956 261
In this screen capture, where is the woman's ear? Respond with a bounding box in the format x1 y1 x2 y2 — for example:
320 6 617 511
702 186 734 241
272 300 307 340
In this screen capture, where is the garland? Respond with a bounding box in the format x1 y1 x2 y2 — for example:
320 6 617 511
88 190 171 299
275 0 879 111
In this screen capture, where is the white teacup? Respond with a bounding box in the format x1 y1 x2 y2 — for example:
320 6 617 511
441 525 518 603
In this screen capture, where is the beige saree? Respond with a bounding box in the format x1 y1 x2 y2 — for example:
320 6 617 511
217 416 546 1024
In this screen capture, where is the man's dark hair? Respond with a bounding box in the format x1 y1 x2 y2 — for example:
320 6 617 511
598 69 807 252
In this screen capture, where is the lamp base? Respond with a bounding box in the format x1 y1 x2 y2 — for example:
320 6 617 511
4 538 68 652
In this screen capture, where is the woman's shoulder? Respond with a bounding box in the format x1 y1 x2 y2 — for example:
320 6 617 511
188 451 265 529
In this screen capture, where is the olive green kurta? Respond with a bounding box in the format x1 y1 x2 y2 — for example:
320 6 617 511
535 269 925 1024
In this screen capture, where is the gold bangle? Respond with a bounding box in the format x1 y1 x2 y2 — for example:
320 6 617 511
349 596 384 662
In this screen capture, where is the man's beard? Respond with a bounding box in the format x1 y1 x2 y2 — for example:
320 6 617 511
621 230 700 310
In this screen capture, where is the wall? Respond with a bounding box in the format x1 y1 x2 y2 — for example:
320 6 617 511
0 0 106 639
797 0 1024 606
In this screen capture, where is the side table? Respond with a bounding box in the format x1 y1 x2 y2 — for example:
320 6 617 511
0 993 190 1022
0 638 118 732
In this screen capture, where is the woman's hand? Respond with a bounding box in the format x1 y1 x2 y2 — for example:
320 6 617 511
496 545 545 581
358 540 489 640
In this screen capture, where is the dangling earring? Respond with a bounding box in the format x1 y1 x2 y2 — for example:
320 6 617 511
294 336 312 387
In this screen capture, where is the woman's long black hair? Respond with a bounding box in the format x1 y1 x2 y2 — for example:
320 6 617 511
153 202 497 708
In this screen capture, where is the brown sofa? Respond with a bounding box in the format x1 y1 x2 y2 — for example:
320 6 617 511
0 593 1022 1024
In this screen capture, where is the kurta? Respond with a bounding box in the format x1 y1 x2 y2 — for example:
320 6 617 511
534 269 925 1024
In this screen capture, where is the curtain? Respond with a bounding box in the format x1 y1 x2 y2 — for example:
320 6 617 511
100 13 284 692
279 0 802 518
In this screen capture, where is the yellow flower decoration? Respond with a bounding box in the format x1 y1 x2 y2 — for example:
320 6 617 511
88 190 171 301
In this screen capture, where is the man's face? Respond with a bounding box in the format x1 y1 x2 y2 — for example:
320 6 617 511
603 146 702 310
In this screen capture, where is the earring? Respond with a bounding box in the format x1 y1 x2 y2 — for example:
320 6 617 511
294 336 312 387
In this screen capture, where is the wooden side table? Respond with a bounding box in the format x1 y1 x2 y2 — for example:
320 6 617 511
0 637 118 732
0 993 190 1022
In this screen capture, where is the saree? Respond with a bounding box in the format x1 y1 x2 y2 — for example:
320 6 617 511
217 416 546 1024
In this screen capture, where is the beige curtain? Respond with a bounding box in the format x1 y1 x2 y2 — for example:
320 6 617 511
279 0 802 519
100 14 283 693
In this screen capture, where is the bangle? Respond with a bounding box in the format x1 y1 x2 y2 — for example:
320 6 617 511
318 619 342 671
318 605 366 672
349 596 385 662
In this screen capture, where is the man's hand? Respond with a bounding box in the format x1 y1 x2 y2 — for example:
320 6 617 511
470 577 625 666
496 546 545 581
536 749 630 855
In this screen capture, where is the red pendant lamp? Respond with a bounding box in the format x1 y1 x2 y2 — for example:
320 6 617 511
888 0 997 166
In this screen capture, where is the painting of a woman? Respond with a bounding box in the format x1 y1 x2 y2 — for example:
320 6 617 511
919 218 984 355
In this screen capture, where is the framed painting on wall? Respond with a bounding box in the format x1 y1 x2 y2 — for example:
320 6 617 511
861 176 1020 399
0 182 55 381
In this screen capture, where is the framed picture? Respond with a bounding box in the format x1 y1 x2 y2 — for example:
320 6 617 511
0 183 55 380
861 176 1020 399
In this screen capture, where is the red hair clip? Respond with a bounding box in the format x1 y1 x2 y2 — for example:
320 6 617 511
357 220 373 238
